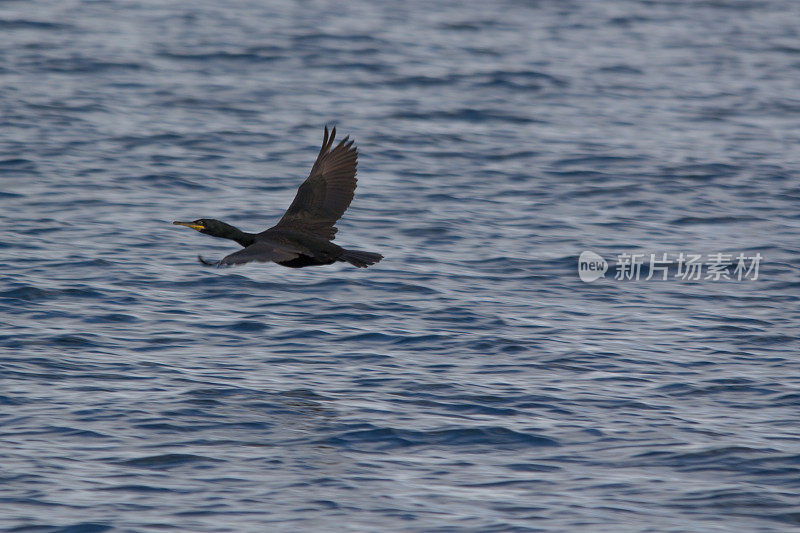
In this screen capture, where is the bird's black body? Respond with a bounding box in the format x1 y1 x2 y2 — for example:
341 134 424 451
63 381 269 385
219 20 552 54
173 126 383 269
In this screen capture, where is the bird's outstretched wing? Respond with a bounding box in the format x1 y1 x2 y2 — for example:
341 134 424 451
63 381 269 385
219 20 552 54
211 240 301 267
273 126 358 240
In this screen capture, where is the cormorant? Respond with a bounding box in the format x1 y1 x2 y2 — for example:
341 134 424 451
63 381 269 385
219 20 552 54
173 126 383 269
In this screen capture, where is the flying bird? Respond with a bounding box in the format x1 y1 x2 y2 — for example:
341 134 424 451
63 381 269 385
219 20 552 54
173 126 383 269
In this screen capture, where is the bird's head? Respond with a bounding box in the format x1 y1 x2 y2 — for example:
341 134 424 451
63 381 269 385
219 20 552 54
173 218 238 239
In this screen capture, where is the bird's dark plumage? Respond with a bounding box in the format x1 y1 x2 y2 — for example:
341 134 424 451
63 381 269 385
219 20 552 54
277 126 358 240
173 126 382 269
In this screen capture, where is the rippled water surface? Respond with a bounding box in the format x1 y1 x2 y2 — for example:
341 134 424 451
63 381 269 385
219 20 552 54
2 0 800 531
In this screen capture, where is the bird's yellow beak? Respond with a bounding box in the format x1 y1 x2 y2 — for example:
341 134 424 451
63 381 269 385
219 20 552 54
173 221 205 231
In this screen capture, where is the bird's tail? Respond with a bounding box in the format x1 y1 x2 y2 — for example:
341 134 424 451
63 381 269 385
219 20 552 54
339 249 383 268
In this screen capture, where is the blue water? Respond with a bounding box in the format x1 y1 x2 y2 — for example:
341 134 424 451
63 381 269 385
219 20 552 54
2 0 800 531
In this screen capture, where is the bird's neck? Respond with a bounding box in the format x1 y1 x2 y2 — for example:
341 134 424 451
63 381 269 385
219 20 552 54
218 224 256 247
233 232 256 247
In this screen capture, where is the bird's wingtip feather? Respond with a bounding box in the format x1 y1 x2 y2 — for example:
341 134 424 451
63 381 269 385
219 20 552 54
198 255 221 267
